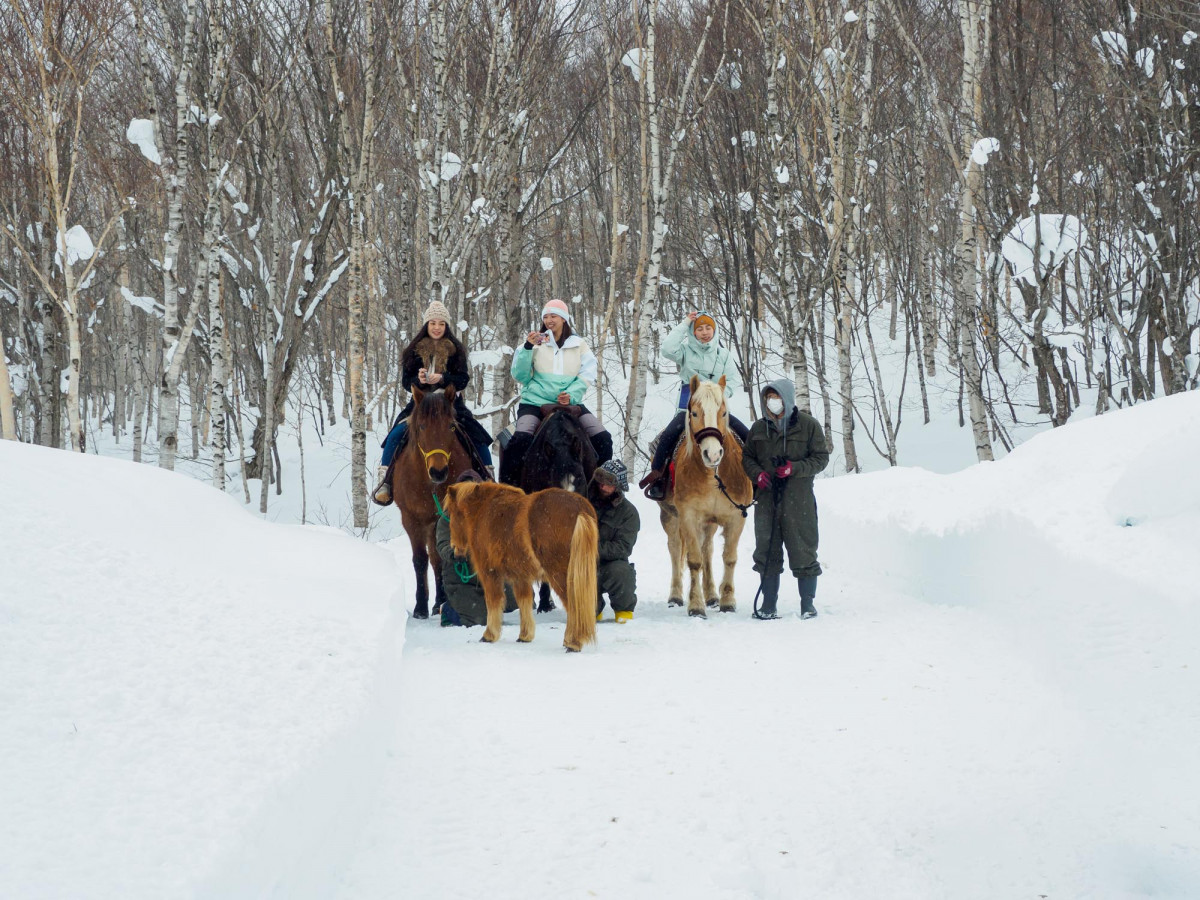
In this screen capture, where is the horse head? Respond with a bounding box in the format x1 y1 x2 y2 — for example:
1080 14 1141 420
686 375 729 469
409 384 458 484
523 407 596 494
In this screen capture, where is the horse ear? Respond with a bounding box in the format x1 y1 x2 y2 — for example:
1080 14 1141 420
445 384 456 404
689 374 701 396
412 383 425 405
718 374 726 391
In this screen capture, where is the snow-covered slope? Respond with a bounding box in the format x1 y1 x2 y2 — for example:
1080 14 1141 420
340 392 1200 900
3 391 1198 899
0 443 405 900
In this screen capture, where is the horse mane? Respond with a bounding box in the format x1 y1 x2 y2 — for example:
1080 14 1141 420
416 388 455 420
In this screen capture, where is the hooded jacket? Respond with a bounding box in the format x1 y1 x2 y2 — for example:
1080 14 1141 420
742 378 829 484
661 318 742 402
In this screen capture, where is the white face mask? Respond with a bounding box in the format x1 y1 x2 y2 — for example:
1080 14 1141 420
766 397 785 415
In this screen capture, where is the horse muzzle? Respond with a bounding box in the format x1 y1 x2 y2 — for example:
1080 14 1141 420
694 427 725 468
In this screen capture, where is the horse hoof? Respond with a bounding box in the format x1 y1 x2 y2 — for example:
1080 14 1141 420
537 600 556 614
413 609 429 620
564 644 581 653
517 636 533 643
688 609 707 619
720 605 736 613
668 597 684 607
705 597 719 608
432 602 443 615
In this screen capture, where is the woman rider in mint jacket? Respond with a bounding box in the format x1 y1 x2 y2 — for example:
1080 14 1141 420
498 298 614 485
638 311 750 500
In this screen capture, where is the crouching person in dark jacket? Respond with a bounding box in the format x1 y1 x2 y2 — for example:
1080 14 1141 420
435 470 514 626
588 460 640 622
741 378 830 620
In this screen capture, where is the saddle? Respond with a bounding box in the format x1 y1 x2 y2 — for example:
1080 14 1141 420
537 403 583 423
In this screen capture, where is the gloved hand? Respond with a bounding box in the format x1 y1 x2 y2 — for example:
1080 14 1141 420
775 460 793 479
755 471 771 490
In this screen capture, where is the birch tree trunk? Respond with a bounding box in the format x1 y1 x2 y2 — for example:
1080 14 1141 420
135 0 200 469
0 317 16 440
622 0 725 468
954 0 994 460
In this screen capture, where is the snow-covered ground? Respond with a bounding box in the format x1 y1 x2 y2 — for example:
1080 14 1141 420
3 392 1198 898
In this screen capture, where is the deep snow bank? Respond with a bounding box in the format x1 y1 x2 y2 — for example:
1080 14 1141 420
816 392 1200 896
0 443 405 900
819 390 1200 602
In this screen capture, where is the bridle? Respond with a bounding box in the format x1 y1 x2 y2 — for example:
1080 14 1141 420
688 395 750 517
418 440 451 469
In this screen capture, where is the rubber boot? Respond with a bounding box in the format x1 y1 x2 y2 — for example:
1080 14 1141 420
499 431 533 486
798 575 818 619
753 573 782 620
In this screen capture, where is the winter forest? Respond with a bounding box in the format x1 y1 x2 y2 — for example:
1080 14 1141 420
2 0 1197 526
5 2 1200 897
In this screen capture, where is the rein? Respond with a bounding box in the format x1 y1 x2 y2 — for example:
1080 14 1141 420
714 471 751 518
688 421 750 518
431 490 476 583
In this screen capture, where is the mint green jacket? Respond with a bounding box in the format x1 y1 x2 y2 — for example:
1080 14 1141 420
511 333 597 406
661 319 741 398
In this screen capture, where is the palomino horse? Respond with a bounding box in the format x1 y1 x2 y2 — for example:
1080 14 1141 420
656 375 753 617
511 405 598 611
392 384 474 619
445 481 598 651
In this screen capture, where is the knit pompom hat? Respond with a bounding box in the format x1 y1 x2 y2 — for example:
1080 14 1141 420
423 300 452 325
594 459 629 492
693 312 716 333
540 298 572 325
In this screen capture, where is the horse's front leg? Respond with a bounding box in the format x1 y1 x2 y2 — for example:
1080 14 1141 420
702 522 718 608
411 541 430 619
681 521 707 618
662 506 685 607
719 516 746 613
514 581 537 643
478 572 506 643
429 542 447 616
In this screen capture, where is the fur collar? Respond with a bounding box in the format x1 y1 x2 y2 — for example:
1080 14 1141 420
414 336 455 371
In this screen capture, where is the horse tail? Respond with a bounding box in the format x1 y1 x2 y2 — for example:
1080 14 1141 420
565 513 599 651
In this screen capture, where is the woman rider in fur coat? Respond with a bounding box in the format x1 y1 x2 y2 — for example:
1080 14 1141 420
371 300 493 505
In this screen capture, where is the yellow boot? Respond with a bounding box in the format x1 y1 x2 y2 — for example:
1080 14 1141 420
614 610 633 623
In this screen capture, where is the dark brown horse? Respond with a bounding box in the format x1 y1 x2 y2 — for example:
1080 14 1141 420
509 406 598 612
392 384 474 619
445 481 598 651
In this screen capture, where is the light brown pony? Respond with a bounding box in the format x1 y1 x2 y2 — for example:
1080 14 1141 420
444 481 598 651
657 375 753 617
392 384 474 619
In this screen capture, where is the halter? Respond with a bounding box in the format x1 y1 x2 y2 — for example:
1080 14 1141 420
418 440 451 468
691 426 724 446
688 395 750 518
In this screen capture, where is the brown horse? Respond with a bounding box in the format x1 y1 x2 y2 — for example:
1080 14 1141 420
444 481 598 651
656 375 753 617
392 384 474 619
